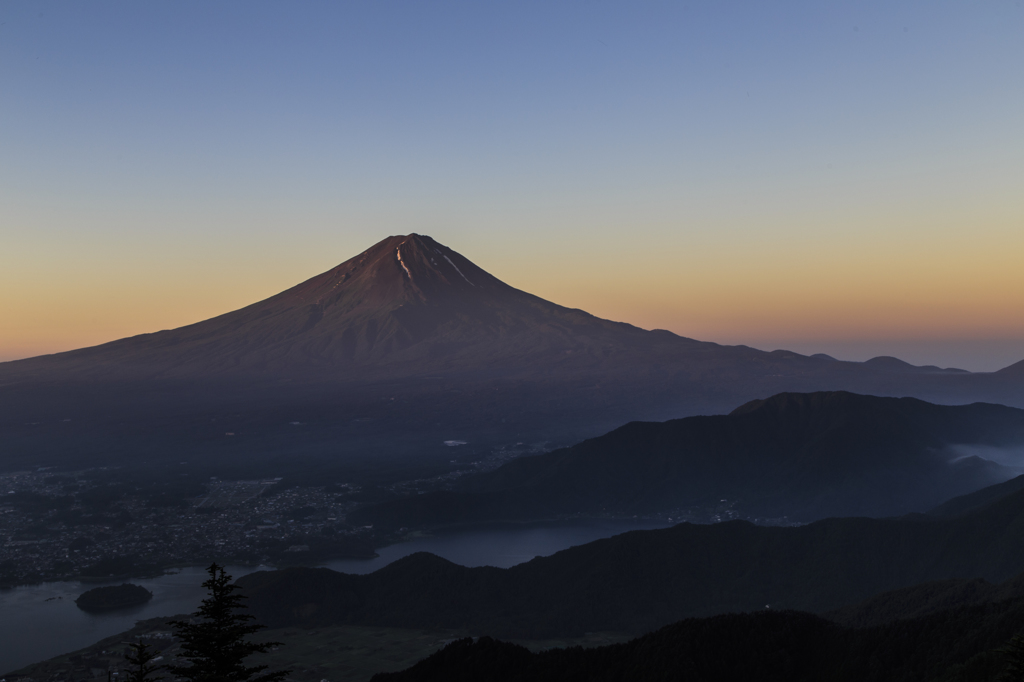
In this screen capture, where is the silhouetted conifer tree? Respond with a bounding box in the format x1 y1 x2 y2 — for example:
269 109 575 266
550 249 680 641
1000 630 1024 682
168 563 290 682
123 641 165 682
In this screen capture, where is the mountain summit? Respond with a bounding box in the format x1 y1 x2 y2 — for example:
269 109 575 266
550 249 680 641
10 234 666 379
2 234 1022 474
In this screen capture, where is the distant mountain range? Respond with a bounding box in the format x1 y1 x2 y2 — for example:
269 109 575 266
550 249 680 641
238 473 1024 639
351 391 1024 524
2 234 1022 474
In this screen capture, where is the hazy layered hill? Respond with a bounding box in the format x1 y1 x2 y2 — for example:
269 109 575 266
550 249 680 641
998 359 1024 377
351 392 1024 524
238 481 1024 639
1 234 1022 474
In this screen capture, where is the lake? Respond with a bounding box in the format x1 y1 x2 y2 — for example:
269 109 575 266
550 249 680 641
0 519 668 674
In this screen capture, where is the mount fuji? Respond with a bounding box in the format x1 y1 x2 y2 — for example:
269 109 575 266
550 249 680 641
1 234 1021 476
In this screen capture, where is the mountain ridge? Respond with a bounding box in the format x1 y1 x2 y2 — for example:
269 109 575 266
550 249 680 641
238 482 1024 639
350 391 1024 525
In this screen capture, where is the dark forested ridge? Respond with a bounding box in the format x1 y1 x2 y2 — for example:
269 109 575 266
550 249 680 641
370 604 1024 682
826 571 1024 629
929 473 1024 518
239 483 1024 638
351 391 1024 525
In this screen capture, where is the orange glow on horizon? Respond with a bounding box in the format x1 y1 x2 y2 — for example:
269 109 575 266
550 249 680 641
3 231 1023 370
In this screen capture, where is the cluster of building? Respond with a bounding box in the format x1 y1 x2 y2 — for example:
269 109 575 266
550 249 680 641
0 471 373 587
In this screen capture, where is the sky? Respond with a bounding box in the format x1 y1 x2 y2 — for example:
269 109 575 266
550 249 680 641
2 1 1022 371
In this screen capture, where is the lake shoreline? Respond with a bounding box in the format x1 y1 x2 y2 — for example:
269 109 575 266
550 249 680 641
0 515 673 590
0 519 670 673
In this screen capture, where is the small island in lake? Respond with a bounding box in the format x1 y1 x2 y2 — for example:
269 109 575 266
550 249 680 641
75 584 153 612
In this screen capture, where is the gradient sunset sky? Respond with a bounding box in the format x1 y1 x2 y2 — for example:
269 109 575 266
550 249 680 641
2 2 1022 371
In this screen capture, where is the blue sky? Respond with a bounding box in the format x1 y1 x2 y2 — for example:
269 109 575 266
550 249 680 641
2 1 1023 370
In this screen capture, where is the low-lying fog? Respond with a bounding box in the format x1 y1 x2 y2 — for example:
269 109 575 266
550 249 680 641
948 444 1024 477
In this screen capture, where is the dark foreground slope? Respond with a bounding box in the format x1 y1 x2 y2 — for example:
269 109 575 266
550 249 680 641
929 473 1024 518
371 604 1024 682
239 484 1024 638
351 392 1024 524
2 234 1022 476
826 572 1024 629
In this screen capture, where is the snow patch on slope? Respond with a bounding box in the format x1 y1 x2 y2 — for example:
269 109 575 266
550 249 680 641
443 255 473 286
396 248 412 280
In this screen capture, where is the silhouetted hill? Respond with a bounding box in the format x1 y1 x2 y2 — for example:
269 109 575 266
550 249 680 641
2 235 1022 475
351 392 1024 524
929 474 1024 518
239 485 1024 639
370 604 1024 682
825 571 1024 629
999 359 1024 377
